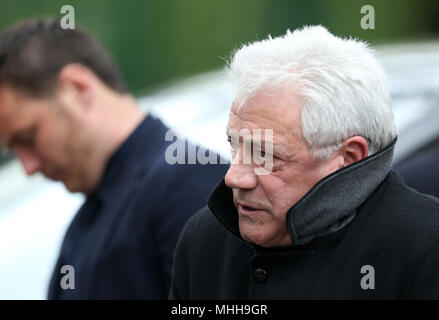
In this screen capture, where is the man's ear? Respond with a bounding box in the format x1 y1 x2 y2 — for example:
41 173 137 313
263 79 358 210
57 64 94 108
340 136 369 167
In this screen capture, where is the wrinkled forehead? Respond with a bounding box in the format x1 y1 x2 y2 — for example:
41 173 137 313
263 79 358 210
228 88 302 132
226 88 305 152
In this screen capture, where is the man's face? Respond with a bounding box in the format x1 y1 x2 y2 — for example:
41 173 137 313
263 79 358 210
0 85 94 193
225 88 341 248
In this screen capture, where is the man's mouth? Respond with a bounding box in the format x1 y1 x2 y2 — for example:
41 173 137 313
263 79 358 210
236 201 264 215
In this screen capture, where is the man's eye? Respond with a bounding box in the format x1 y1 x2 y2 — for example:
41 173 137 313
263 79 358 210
19 136 35 147
227 136 237 148
255 150 270 157
16 127 38 148
227 140 239 158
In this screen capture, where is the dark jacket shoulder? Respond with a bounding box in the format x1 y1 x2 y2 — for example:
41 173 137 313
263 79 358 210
171 170 439 299
356 171 439 246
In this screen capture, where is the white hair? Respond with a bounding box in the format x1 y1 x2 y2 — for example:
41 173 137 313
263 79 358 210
226 25 397 160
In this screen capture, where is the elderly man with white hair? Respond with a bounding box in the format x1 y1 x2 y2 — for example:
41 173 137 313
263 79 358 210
170 26 439 299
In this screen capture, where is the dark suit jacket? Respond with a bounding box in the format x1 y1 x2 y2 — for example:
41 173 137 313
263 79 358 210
48 115 228 299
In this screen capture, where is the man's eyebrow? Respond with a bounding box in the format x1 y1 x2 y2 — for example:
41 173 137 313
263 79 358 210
6 134 18 149
6 126 37 149
253 139 283 152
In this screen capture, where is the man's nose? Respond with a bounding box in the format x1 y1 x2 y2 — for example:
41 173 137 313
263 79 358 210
16 149 42 176
225 152 257 190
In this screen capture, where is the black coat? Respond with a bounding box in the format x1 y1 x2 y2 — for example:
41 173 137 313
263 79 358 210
170 140 439 299
48 115 228 299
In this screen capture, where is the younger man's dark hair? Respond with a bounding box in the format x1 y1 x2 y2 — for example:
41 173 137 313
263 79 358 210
0 18 128 96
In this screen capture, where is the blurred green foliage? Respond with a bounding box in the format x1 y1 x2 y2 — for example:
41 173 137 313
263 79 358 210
0 0 438 94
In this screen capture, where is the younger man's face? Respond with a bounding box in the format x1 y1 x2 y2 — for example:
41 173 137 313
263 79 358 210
0 85 95 193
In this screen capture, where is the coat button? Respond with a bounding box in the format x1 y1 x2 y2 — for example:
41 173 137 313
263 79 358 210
253 268 267 283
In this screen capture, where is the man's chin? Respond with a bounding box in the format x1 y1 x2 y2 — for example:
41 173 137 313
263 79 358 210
240 233 274 248
45 172 63 182
239 222 291 248
239 223 268 246
63 180 82 193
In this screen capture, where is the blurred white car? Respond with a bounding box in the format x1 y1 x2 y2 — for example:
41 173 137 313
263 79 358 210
0 40 438 299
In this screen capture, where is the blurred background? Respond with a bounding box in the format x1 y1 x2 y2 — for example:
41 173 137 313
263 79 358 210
0 0 438 299
1 0 439 94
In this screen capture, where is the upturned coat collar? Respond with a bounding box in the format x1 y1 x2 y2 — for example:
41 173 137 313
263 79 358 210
208 138 397 247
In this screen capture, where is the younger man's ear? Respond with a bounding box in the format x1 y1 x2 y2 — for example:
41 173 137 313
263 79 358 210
57 63 94 107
